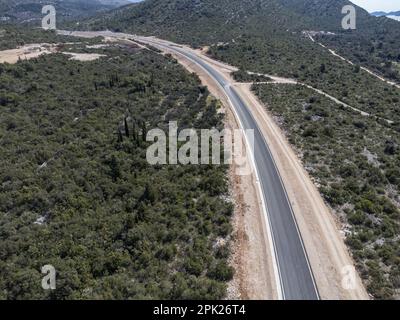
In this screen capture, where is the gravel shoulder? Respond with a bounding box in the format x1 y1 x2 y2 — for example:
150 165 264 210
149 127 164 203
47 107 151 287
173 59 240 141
172 53 278 300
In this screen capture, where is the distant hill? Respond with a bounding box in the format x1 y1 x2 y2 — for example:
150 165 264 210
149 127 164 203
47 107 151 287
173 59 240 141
371 10 400 22
371 11 388 17
80 0 400 81
371 11 400 17
0 0 131 23
81 0 396 40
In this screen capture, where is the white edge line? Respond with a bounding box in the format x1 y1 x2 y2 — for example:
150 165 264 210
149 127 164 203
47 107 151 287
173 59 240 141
224 85 285 301
242 83 320 299
254 110 320 299
182 43 320 299
141 38 285 300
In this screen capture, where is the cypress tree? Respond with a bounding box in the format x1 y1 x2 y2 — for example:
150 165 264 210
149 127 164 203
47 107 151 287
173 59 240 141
124 117 130 138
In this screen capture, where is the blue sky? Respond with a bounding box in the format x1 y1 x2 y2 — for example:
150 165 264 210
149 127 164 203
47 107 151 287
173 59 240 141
350 0 399 12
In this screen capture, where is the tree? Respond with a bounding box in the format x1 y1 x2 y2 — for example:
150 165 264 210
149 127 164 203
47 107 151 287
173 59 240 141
124 117 130 138
109 155 121 181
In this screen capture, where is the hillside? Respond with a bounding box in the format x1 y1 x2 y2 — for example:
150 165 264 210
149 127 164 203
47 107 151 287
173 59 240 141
82 0 310 44
0 0 130 23
81 0 400 82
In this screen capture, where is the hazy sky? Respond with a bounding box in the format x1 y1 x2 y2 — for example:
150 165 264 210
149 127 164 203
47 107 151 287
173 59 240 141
350 0 399 12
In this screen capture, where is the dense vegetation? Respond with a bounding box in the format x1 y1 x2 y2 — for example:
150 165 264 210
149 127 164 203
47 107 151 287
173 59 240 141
0 0 130 23
80 0 310 46
258 0 400 82
210 35 400 125
254 83 400 299
0 26 85 50
0 43 234 299
318 27 400 83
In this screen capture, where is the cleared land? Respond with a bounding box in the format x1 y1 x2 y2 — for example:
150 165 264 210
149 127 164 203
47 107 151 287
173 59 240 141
0 44 58 64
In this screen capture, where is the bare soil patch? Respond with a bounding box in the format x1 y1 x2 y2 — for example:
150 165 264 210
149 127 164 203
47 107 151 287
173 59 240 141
0 43 58 64
62 52 106 61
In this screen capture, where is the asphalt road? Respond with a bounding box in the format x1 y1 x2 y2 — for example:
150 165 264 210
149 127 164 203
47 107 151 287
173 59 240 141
140 38 320 300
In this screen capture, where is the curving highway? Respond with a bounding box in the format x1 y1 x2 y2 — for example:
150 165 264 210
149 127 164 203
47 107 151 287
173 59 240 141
57 30 321 300
137 37 320 300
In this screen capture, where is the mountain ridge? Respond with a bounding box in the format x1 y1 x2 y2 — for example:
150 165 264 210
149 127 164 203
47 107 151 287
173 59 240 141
0 0 131 22
80 0 400 81
81 0 398 41
371 11 400 17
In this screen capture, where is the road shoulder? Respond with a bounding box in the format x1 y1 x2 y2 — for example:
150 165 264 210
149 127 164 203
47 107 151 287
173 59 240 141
172 53 278 300
233 82 369 300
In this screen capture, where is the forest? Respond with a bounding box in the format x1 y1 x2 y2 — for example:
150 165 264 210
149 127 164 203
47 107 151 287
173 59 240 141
0 42 234 299
0 0 130 23
0 26 84 50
